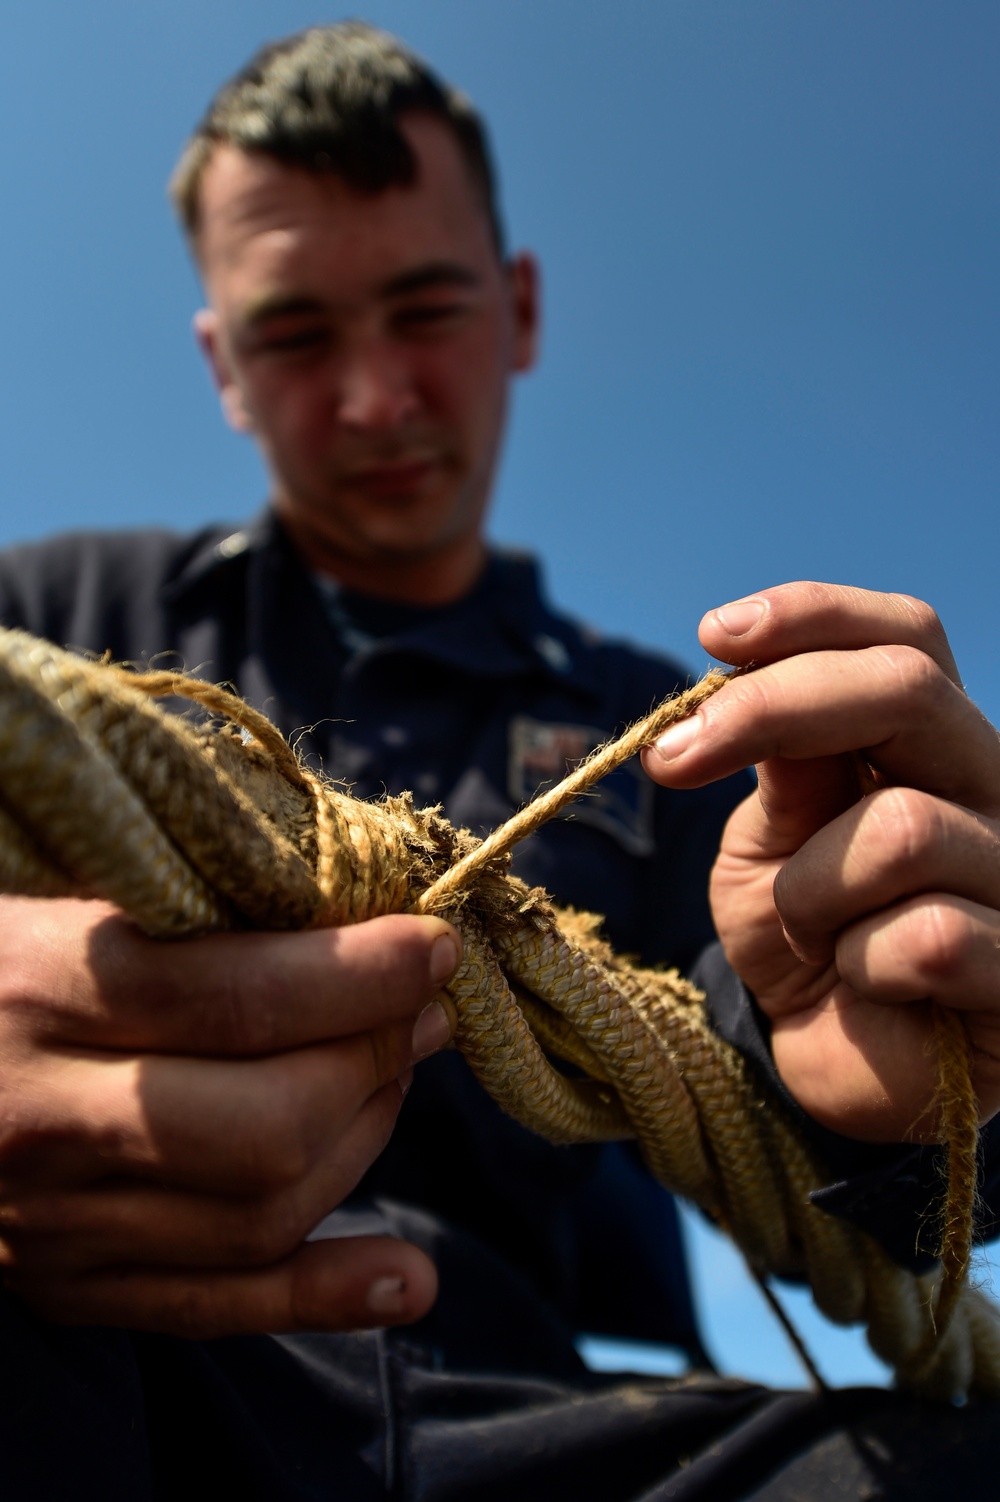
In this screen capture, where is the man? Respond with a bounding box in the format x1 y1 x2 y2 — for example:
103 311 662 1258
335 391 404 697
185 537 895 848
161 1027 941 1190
0 22 998 1500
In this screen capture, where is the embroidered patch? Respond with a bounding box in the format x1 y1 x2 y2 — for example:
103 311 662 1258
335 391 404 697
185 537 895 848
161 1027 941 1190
508 716 655 858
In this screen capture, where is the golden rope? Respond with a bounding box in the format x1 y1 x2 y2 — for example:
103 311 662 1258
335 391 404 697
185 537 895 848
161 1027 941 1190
413 667 734 915
0 624 993 1401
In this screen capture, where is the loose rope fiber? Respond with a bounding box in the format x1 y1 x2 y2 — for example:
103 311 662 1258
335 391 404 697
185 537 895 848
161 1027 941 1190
0 624 996 1401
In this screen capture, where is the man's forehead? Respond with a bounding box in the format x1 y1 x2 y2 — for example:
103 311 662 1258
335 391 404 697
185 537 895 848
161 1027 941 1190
196 147 361 268
196 122 496 283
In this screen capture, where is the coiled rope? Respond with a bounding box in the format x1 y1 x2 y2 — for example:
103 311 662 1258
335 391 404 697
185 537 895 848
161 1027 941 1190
0 624 996 1401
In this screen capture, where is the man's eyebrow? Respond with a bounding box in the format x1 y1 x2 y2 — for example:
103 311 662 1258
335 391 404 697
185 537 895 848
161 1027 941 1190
241 293 325 327
380 262 482 297
238 264 481 327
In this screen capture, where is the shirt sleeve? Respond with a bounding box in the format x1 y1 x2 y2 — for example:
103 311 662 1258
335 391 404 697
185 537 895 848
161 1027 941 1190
692 941 1000 1274
0 556 27 629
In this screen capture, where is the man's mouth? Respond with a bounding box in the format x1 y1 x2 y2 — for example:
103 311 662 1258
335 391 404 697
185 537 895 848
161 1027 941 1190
345 454 440 499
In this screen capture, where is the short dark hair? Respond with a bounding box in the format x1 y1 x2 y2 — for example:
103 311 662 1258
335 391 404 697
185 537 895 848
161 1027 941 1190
170 21 504 252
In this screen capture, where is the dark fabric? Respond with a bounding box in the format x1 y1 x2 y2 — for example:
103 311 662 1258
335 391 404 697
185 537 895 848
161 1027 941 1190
0 1292 153 1501
3 1243 998 1502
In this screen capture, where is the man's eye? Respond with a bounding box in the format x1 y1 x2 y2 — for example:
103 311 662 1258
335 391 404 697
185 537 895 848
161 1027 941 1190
255 327 329 354
395 302 467 332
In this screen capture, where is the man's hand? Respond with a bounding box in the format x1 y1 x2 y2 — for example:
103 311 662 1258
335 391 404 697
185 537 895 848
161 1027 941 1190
0 896 459 1336
642 583 1000 1145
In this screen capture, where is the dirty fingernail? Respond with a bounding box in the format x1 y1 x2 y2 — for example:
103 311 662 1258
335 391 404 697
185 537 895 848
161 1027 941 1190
654 716 700 762
367 1274 407 1317
715 598 765 637
429 931 461 985
412 999 453 1061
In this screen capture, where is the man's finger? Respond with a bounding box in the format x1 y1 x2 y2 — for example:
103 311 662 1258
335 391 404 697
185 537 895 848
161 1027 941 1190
697 582 962 685
767 897 1000 1138
1 899 461 1053
774 790 1000 963
0 1083 409 1270
6 1027 433 1192
835 893 1000 1022
642 646 1000 814
6 1235 440 1336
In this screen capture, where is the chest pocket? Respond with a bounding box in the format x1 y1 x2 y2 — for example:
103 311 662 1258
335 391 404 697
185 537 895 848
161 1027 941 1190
507 716 655 859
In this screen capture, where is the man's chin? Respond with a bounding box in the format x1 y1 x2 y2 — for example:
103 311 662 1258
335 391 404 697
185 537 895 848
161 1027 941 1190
275 488 488 591
322 496 476 560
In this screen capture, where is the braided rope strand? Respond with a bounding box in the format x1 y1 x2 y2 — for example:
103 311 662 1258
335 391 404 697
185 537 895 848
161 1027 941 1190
0 625 993 1401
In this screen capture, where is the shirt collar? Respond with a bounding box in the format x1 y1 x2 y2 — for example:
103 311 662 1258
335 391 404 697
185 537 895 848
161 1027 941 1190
164 505 603 695
161 507 275 600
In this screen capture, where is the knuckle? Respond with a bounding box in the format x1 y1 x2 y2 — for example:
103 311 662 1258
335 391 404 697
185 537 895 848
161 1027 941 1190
0 1190 41 1235
223 1192 304 1265
0 897 126 1040
201 956 282 1056
164 1279 222 1338
870 642 947 710
0 1189 94 1269
907 903 974 988
0 1103 58 1175
0 1198 30 1251
865 786 942 876
345 915 433 1003
233 1083 312 1193
895 593 947 651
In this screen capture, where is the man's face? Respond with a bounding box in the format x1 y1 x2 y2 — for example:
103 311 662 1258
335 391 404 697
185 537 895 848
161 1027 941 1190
194 116 538 598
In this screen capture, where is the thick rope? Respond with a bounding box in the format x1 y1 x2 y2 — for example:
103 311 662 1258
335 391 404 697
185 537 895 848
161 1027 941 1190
0 624 993 1401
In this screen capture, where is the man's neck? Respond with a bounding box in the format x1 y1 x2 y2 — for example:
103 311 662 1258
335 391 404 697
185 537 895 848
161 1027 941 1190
275 510 489 606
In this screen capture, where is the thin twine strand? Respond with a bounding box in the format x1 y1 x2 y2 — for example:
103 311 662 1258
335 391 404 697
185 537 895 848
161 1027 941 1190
750 1268 830 1393
932 1009 978 1322
414 667 734 915
910 1006 978 1368
852 754 978 1359
119 669 308 786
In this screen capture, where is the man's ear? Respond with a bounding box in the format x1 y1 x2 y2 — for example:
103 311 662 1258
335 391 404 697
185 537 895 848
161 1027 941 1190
507 252 541 374
193 309 254 433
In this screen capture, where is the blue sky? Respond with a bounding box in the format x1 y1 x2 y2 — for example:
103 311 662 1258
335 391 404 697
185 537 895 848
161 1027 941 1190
2 2 998 1387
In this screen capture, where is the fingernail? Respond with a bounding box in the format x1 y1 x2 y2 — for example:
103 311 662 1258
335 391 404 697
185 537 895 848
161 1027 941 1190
412 999 453 1061
397 1066 414 1100
781 926 830 968
715 598 765 637
781 926 809 964
367 1274 407 1317
429 931 461 985
654 715 700 762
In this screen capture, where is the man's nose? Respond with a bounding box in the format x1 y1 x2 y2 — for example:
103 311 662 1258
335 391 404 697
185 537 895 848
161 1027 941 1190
336 342 419 431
